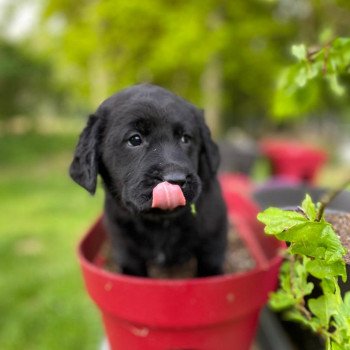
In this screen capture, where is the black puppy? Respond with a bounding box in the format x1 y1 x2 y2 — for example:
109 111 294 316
70 84 227 277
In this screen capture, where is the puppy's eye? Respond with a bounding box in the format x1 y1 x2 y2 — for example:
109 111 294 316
128 134 143 147
180 134 191 144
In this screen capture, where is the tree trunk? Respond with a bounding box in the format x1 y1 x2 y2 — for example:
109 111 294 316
201 55 222 138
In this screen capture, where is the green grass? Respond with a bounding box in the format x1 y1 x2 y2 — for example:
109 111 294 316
0 132 104 350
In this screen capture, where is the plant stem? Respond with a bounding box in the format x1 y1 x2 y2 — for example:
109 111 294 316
316 177 350 222
296 303 312 321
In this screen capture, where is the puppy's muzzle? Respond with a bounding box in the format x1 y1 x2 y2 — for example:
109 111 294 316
162 171 188 188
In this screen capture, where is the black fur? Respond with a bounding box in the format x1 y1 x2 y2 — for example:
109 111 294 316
70 84 227 277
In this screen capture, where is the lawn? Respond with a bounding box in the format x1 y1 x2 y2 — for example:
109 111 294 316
0 132 104 350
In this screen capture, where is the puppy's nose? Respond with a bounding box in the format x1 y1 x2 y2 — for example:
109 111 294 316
163 172 187 187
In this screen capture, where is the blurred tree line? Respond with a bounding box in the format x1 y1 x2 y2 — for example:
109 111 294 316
1 0 350 135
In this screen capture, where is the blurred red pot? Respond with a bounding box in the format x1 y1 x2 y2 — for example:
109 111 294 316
260 139 327 184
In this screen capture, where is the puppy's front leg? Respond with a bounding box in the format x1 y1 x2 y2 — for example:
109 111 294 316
195 238 226 277
120 259 147 277
196 255 223 277
121 262 147 277
116 248 148 277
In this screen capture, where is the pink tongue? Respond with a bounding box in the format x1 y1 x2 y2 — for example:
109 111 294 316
152 182 186 210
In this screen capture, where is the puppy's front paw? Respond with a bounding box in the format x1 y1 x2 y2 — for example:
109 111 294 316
120 261 148 277
196 262 223 277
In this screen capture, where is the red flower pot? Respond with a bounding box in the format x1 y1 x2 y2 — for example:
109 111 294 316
260 139 327 184
78 188 283 350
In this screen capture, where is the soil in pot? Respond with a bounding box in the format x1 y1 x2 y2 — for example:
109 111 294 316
326 211 350 264
325 211 350 297
101 222 256 279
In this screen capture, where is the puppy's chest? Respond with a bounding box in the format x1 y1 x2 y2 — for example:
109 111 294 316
140 220 197 266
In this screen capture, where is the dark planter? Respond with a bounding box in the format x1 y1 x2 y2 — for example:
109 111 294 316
254 184 350 212
78 187 283 350
218 139 259 175
260 140 327 184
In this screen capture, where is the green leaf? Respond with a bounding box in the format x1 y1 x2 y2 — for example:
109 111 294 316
292 44 307 61
257 208 307 236
332 343 347 350
308 295 338 327
272 75 320 120
190 203 197 216
269 290 296 310
290 241 325 258
306 259 346 281
279 262 292 292
327 74 345 96
295 66 308 87
301 194 317 221
342 292 350 316
284 309 316 329
290 224 346 262
344 292 350 308
280 221 326 243
321 278 336 294
321 225 347 261
306 63 319 79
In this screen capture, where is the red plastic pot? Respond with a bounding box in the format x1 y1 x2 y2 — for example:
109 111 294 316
260 139 327 184
78 189 283 350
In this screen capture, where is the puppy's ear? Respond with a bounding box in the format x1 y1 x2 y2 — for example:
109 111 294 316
69 114 100 194
196 109 220 183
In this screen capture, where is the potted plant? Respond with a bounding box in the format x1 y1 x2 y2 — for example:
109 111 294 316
260 139 327 185
77 177 284 350
257 184 350 350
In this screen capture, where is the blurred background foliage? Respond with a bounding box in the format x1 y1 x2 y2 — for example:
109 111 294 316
1 0 350 134
1 1 350 349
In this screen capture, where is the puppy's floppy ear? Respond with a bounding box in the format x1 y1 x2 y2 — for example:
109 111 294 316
69 114 100 194
195 109 220 183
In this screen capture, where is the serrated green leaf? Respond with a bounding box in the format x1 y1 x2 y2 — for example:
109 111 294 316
303 282 315 296
292 44 307 60
321 278 336 294
290 242 326 258
306 259 346 281
308 295 338 327
257 208 307 236
269 290 296 310
280 266 292 292
277 221 326 242
301 194 317 221
321 225 347 261
289 223 346 262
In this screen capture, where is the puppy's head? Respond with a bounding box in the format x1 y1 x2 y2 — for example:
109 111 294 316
70 84 219 214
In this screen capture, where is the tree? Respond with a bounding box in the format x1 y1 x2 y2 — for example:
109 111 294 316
0 40 53 120
40 0 350 133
